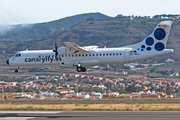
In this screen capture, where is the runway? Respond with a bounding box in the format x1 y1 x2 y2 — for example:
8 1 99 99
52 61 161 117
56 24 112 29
0 111 180 120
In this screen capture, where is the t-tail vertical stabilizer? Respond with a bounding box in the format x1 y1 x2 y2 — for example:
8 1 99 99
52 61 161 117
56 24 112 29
123 21 172 50
122 21 173 62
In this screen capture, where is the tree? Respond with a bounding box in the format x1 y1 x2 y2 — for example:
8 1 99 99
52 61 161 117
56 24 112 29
104 82 113 88
95 87 101 92
171 81 175 86
74 87 79 93
150 86 157 91
166 84 175 95
87 17 95 21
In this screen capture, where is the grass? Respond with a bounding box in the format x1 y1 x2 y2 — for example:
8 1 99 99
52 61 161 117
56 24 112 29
0 103 180 111
2 97 180 101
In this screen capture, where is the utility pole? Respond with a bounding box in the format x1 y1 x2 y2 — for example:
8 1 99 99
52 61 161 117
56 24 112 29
2 86 4 100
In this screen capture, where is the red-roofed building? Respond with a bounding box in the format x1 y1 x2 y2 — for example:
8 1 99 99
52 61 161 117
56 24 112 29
55 89 74 94
165 59 174 63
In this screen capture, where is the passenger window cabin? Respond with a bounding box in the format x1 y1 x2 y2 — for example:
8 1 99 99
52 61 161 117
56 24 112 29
60 52 121 58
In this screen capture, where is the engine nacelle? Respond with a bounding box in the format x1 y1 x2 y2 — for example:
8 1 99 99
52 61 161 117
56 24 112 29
57 47 74 55
61 60 75 67
61 59 99 67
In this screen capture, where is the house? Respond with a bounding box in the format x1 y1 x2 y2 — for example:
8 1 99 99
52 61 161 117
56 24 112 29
109 92 119 97
173 15 180 21
90 92 102 99
52 75 59 78
63 93 90 99
13 92 37 99
67 74 74 77
175 91 180 97
97 84 106 89
144 81 150 85
125 94 141 98
121 71 128 76
74 74 80 78
39 91 58 97
165 59 174 63
169 72 179 76
55 89 74 94
0 93 13 99
136 80 142 83
175 82 180 86
104 78 113 83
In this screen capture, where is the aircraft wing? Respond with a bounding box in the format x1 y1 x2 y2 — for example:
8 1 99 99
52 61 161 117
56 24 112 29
64 42 89 53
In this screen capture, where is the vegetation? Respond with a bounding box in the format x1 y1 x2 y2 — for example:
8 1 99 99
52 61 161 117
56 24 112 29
0 13 110 41
1 103 180 111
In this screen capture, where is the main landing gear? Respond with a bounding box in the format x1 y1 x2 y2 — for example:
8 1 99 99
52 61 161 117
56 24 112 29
76 67 86 72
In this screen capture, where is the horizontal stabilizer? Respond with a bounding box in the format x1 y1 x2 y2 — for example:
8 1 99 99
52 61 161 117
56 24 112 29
158 21 170 28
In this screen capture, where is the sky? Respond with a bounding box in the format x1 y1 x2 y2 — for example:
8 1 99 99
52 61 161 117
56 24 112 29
0 0 180 25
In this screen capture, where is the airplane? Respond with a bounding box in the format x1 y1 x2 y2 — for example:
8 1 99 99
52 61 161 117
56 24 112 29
6 21 173 73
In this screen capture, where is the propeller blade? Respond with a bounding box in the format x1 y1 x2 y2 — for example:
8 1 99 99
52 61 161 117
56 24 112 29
53 41 58 61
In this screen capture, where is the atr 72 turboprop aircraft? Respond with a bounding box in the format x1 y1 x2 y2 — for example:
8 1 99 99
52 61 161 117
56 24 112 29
6 21 173 73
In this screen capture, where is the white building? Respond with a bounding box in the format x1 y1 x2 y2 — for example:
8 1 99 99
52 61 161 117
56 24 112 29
109 92 120 97
63 93 90 99
39 91 58 96
90 92 102 99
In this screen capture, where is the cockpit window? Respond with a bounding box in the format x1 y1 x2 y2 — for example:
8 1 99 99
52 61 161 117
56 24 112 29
15 53 21 57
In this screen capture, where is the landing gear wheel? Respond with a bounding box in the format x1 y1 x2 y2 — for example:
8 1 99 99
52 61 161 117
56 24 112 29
81 67 86 72
15 69 18 73
77 67 82 72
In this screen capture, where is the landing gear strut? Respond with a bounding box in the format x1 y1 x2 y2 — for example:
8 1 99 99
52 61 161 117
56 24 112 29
14 67 19 73
76 67 86 72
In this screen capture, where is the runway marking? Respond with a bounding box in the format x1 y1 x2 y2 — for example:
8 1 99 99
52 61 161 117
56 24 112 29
0 111 62 114
62 111 180 113
0 117 35 120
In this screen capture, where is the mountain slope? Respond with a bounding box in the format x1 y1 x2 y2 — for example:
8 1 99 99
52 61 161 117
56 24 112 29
0 13 110 41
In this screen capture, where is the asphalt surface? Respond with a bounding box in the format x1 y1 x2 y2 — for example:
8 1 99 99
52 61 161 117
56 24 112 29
0 111 180 120
1 100 180 104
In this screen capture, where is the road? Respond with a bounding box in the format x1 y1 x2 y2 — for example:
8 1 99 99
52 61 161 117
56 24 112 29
0 111 180 120
1 100 180 104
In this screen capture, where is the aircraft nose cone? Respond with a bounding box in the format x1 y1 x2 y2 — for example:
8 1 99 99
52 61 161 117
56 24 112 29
6 59 9 65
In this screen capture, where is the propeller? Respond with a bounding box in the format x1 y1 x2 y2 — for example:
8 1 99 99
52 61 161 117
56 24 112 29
53 41 58 61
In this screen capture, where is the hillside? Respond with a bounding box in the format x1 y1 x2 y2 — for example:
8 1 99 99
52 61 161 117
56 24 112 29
0 13 110 41
1 17 180 69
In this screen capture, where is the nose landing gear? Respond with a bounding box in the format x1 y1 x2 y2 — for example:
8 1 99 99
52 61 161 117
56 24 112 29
15 69 18 73
14 67 19 73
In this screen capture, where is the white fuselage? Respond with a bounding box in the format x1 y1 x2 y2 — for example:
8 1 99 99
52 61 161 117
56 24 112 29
8 47 173 68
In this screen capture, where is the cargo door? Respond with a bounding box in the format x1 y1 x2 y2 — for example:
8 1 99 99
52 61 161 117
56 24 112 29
124 49 130 61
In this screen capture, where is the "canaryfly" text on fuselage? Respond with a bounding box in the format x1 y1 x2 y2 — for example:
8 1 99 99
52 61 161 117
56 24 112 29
24 56 62 63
